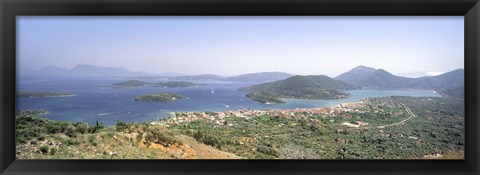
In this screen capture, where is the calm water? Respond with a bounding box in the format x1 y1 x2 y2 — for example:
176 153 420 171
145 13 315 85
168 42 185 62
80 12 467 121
17 77 442 125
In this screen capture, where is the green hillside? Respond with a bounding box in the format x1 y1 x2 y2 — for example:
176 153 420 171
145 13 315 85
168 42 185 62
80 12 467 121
239 75 354 104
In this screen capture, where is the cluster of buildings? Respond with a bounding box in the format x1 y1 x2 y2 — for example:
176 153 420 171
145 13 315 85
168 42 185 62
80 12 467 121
152 101 374 127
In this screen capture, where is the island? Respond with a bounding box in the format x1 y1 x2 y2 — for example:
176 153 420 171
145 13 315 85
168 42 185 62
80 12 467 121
134 92 187 102
239 75 353 104
153 81 205 88
110 80 152 88
16 91 75 98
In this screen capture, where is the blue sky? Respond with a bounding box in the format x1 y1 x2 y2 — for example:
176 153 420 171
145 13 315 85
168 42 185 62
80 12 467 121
17 16 464 77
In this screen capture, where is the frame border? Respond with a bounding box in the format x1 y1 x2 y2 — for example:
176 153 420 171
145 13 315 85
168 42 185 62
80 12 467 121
1 0 479 175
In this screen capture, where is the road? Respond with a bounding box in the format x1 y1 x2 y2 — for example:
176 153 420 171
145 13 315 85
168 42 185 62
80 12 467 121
376 105 415 129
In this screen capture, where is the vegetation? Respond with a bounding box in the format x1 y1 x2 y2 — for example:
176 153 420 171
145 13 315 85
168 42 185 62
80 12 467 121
16 96 464 159
335 66 464 90
16 91 75 98
153 81 205 88
16 110 104 144
16 111 240 159
245 91 286 104
169 96 464 159
239 75 352 104
134 92 187 102
440 85 464 100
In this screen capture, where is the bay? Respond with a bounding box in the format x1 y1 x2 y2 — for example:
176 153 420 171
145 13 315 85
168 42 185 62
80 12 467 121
16 77 442 126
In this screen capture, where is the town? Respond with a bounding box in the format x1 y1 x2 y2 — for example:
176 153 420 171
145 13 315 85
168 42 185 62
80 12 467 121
154 100 377 128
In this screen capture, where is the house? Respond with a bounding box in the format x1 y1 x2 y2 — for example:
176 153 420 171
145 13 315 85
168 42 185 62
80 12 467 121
354 121 368 126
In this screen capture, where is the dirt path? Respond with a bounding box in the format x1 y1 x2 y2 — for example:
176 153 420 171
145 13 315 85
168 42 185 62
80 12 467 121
376 105 415 129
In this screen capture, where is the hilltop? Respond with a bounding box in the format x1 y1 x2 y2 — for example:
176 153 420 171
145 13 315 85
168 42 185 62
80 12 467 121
15 111 241 159
239 75 354 104
227 72 292 83
28 65 157 77
335 66 464 90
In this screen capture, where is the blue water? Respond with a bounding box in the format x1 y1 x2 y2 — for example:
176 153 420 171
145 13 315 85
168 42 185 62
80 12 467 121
16 77 442 126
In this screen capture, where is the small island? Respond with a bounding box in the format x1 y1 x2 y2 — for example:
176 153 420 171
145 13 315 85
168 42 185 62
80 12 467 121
110 80 152 88
153 81 205 88
134 92 187 102
16 91 75 98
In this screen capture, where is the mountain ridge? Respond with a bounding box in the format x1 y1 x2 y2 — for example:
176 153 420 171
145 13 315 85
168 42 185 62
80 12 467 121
335 66 464 90
28 65 158 77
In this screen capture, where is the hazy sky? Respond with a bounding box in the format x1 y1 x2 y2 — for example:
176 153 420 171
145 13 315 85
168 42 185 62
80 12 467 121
17 16 464 77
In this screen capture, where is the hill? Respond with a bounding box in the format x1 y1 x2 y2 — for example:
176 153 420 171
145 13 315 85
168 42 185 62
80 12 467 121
335 65 376 85
15 110 241 159
439 85 464 100
335 66 464 90
239 75 354 104
356 69 412 89
168 74 225 81
227 72 292 83
27 65 158 77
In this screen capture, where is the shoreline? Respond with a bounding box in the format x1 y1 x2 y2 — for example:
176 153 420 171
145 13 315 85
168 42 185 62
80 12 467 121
20 94 77 98
153 100 366 126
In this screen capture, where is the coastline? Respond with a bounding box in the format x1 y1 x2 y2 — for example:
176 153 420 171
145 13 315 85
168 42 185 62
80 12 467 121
154 99 366 126
20 94 77 98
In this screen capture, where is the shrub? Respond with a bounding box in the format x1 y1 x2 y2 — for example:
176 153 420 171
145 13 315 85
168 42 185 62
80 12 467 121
76 122 89 134
45 122 63 133
65 139 79 146
144 127 182 146
116 121 129 132
63 124 77 137
88 121 104 133
37 134 45 141
257 146 279 157
136 133 143 142
39 146 49 154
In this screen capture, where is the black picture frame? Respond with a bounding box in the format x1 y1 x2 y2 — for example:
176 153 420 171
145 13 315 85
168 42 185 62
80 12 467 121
1 0 479 175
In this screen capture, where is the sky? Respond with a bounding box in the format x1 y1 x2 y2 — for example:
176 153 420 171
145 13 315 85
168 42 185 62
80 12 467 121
17 16 464 77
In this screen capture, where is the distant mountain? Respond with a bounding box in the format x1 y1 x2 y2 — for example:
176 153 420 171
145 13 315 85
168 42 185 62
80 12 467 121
227 72 293 83
35 66 70 76
239 75 354 104
153 81 206 88
168 74 225 81
335 65 376 85
428 69 464 88
26 65 158 77
355 69 412 89
335 66 464 90
157 72 184 77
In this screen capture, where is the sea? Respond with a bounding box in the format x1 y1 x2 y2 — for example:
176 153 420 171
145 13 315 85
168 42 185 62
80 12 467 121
16 77 442 126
